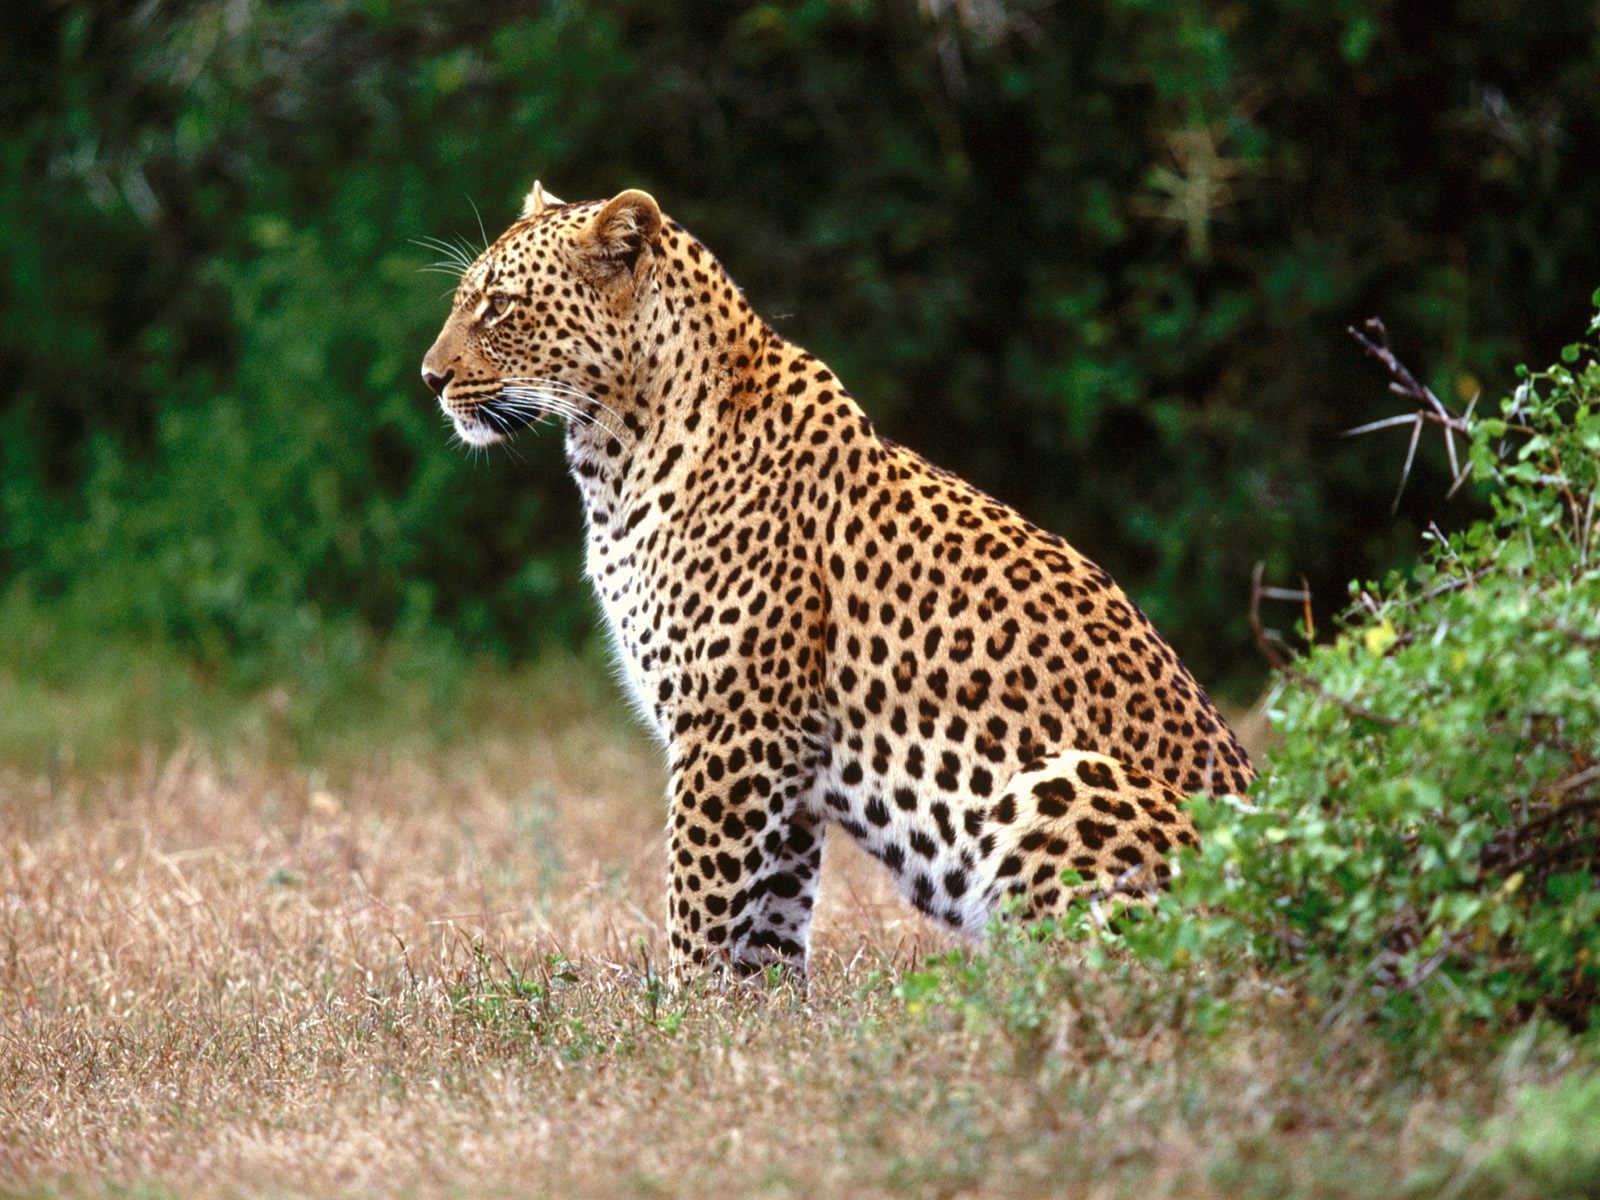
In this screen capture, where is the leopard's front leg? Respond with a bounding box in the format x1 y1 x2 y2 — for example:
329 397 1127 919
665 711 823 982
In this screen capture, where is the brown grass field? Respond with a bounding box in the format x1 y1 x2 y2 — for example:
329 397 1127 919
1 665 1593 1199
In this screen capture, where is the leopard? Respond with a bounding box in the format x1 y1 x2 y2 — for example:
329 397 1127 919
421 182 1255 981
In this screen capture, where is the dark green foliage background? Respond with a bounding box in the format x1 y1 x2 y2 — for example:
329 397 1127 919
5 0 1599 692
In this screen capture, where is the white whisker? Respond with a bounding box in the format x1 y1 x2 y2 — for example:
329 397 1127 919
499 401 619 441
467 197 490 256
498 403 602 434
496 383 624 438
410 236 474 271
498 376 625 424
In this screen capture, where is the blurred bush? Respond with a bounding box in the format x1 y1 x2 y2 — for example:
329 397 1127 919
5 1 1600 691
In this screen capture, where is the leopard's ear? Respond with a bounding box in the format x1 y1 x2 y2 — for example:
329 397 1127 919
581 189 662 279
520 180 564 219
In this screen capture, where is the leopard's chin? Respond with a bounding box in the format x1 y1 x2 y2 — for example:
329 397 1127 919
448 409 505 447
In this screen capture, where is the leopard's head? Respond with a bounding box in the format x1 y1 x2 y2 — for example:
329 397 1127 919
421 183 662 447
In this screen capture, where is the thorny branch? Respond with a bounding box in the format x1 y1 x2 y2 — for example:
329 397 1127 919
1345 317 1478 511
1251 322 1506 726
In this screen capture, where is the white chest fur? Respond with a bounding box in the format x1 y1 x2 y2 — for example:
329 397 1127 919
583 497 669 742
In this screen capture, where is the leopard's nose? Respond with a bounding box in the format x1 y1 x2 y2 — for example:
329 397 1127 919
422 367 454 397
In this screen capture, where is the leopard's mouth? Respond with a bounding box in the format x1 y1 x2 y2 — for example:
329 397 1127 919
444 397 540 447
441 381 600 451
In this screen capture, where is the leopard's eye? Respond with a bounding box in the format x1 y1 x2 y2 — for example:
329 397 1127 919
485 293 514 320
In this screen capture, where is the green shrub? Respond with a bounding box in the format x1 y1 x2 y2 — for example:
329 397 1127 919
1130 300 1600 1031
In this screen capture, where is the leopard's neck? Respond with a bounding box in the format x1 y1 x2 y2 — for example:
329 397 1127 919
563 248 789 524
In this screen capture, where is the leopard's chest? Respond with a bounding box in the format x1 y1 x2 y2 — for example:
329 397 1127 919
583 498 676 741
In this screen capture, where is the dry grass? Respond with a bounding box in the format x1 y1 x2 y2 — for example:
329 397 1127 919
0 675 1591 1199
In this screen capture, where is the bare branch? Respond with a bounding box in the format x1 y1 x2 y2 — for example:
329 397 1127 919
1250 563 1406 728
1345 318 1476 509
1486 798 1600 878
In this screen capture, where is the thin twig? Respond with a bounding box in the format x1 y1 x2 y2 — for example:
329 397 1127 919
1553 765 1600 797
1412 565 1495 603
1398 937 1466 995
1493 829 1600 879
1484 798 1600 877
1250 563 1406 728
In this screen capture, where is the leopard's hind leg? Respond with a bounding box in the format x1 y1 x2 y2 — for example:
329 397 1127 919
979 751 1201 921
